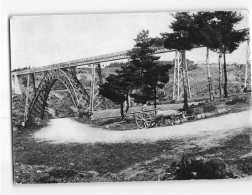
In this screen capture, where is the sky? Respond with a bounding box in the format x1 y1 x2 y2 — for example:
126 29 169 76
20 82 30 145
10 10 249 70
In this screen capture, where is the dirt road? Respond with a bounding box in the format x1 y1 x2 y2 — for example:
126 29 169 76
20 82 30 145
33 110 252 144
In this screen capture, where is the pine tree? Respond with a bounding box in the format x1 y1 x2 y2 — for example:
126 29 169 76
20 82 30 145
100 30 171 117
99 70 131 119
192 11 220 103
198 11 247 98
162 12 195 111
128 30 170 111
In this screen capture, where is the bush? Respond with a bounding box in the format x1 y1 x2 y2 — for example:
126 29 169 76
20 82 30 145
12 95 26 127
173 155 232 180
225 96 246 105
226 100 237 105
203 105 217 113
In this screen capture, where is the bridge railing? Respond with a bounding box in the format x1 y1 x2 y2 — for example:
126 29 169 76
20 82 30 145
14 48 172 75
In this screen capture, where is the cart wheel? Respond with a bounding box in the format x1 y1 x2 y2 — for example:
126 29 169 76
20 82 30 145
135 112 152 129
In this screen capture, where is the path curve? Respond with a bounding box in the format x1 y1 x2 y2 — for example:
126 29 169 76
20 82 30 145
33 110 252 144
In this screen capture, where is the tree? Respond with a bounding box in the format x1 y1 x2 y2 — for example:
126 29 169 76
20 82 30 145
128 30 170 111
198 11 248 98
162 12 196 111
192 11 221 103
99 68 133 119
100 30 171 118
167 11 248 102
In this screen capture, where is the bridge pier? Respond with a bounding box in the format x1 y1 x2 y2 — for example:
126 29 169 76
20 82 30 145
89 64 96 112
88 63 106 113
11 72 22 95
172 50 191 102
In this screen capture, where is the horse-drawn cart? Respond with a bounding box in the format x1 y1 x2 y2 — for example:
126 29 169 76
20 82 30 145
133 108 186 129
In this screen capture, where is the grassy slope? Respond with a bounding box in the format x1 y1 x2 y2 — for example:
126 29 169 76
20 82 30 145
12 64 252 183
14 63 248 122
164 63 248 100
13 124 252 183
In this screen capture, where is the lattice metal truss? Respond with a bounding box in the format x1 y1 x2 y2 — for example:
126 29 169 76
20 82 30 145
172 51 191 101
27 68 89 121
23 73 36 121
89 63 107 112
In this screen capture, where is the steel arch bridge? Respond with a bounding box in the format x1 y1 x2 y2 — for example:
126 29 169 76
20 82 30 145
27 68 89 121
11 29 250 123
12 47 176 123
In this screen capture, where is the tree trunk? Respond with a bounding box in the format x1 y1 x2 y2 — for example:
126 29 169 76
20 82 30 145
181 51 189 111
223 52 228 98
206 47 214 105
120 103 124 119
125 94 130 114
183 87 189 111
154 85 157 115
218 53 223 100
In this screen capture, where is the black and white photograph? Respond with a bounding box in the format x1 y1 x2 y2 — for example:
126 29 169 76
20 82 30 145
10 10 251 184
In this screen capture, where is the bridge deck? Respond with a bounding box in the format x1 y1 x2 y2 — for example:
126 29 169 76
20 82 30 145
14 48 175 75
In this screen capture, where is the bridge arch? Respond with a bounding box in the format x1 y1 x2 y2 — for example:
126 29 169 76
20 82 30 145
27 68 89 121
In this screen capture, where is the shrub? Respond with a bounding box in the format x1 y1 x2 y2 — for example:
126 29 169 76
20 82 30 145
173 155 231 180
226 100 237 105
225 96 246 105
203 105 217 113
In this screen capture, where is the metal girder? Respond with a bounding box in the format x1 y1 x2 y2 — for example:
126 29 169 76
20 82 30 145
24 73 37 121
27 68 90 121
172 51 191 101
13 28 249 76
15 48 176 76
88 63 108 112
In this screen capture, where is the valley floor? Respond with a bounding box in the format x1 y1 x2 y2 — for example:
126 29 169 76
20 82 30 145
13 109 252 183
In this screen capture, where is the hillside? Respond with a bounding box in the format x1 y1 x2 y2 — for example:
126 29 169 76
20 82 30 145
164 63 250 101
13 62 250 123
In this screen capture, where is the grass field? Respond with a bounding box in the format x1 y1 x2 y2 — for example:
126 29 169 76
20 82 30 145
13 95 252 183
13 124 252 183
12 63 252 183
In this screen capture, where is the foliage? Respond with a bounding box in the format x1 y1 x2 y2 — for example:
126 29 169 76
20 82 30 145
107 62 127 68
203 104 217 113
47 93 76 118
12 95 26 127
174 155 231 180
192 11 248 98
162 12 199 51
12 66 30 72
162 11 248 101
128 30 171 107
99 66 134 118
100 30 171 116
99 76 127 105
161 13 197 110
